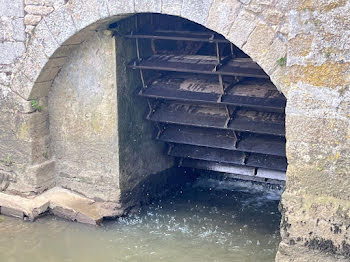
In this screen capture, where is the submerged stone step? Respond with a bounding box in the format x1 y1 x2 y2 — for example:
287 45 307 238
0 187 122 225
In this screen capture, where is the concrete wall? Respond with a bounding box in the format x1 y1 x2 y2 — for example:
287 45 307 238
0 0 349 260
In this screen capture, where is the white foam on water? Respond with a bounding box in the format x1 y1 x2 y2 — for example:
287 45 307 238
193 177 283 205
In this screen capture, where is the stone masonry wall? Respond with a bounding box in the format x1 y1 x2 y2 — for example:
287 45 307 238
0 0 349 261
49 30 120 202
276 1 350 261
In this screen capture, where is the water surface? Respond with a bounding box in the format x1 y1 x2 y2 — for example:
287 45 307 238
0 177 282 262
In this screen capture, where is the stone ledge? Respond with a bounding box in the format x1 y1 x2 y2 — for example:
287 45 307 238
0 187 123 225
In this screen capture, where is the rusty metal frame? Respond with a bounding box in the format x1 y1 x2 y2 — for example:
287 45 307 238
124 19 287 178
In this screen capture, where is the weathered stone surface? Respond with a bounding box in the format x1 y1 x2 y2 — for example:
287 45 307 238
43 7 77 45
0 187 120 224
0 42 25 65
49 31 120 202
239 0 251 4
263 8 284 25
182 0 214 25
24 14 42 26
286 115 348 145
17 43 49 83
0 206 24 219
35 63 63 83
135 0 161 13
63 27 100 46
269 65 289 96
29 80 52 99
9 69 33 100
0 71 11 86
25 5 54 16
0 0 24 17
51 44 80 58
258 37 287 75
107 0 135 16
227 9 258 48
0 17 25 42
66 0 107 30
279 192 350 260
162 0 183 16
206 0 241 36
25 160 55 192
242 22 276 64
30 21 60 58
286 83 349 119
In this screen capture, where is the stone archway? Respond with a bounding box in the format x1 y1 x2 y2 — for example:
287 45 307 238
0 0 349 261
7 1 292 259
8 0 290 196
6 0 290 208
10 0 289 100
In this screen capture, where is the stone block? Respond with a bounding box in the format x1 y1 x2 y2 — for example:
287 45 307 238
0 206 24 219
63 28 95 45
242 22 276 65
31 21 60 58
263 8 284 25
269 65 289 96
286 114 349 145
107 0 135 16
287 163 350 199
0 0 24 17
9 70 33 100
135 0 161 13
66 0 107 30
0 17 25 42
286 83 348 119
0 72 11 86
286 140 346 166
25 0 44 4
227 9 258 48
44 7 77 45
288 34 313 59
24 5 54 16
0 84 32 113
30 81 52 99
25 160 55 192
260 37 287 75
19 46 49 83
206 0 241 36
24 14 42 26
162 0 183 16
182 0 214 25
28 111 50 140
51 44 80 58
245 3 263 13
0 42 25 65
36 58 67 83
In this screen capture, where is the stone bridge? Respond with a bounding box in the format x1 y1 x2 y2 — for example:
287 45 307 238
0 0 350 260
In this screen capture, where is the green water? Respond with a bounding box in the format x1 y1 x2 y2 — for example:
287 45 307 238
0 177 282 262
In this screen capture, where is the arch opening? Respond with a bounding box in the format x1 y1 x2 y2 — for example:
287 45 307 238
114 13 287 185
